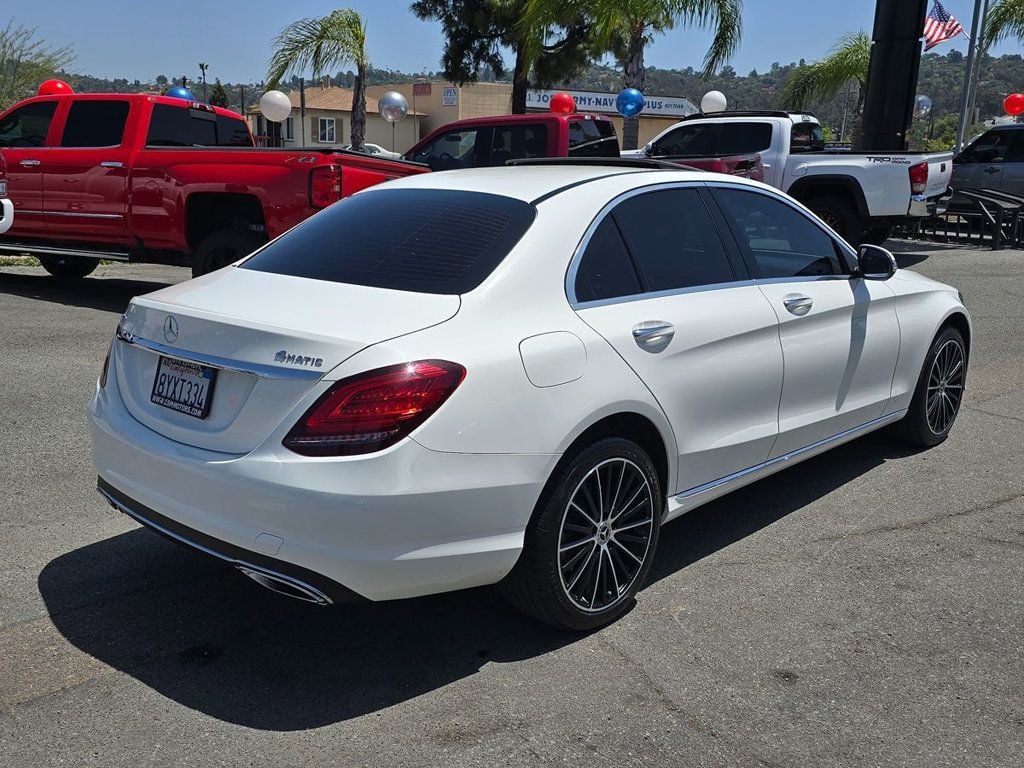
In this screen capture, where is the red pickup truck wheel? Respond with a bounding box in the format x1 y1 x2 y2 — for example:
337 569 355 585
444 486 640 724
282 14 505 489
193 228 267 278
38 256 98 280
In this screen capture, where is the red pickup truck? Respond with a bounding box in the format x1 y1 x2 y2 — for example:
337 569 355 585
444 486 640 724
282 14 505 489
0 93 428 278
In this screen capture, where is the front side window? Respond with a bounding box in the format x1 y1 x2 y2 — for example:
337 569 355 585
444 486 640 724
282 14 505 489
650 123 717 157
612 188 736 292
569 120 619 158
0 101 57 148
61 100 130 147
242 188 536 295
574 217 642 303
960 130 1013 164
714 188 844 278
488 124 548 166
406 128 482 171
318 118 336 143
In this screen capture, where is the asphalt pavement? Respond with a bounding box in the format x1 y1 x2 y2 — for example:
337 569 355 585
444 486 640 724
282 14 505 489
0 247 1021 767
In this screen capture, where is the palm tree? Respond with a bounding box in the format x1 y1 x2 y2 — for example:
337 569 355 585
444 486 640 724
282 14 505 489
525 0 743 150
983 0 1024 47
267 9 369 150
780 32 871 145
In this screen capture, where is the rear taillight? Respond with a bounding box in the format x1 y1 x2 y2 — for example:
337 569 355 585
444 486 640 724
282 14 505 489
284 360 466 456
909 161 929 195
309 166 343 208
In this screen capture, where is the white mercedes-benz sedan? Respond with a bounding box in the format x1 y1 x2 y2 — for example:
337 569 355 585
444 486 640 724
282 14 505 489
89 162 970 630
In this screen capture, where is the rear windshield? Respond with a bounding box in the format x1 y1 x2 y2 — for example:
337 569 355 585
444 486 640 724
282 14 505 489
146 104 253 147
242 189 537 294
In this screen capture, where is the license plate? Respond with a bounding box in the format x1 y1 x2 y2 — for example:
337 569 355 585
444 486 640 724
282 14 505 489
150 357 217 419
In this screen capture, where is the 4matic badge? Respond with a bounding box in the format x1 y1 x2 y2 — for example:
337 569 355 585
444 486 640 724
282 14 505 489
274 350 324 368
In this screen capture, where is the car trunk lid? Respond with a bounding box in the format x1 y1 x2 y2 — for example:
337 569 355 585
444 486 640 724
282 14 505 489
113 267 460 454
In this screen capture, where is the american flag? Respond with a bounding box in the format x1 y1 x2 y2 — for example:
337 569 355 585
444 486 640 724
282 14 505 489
924 1 966 51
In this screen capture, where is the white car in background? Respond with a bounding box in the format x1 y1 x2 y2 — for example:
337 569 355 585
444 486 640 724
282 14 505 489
89 161 970 630
342 142 402 160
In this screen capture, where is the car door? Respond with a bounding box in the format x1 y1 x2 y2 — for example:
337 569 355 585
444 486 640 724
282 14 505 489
952 129 1011 191
0 99 59 237
710 185 900 458
571 185 784 494
42 98 132 242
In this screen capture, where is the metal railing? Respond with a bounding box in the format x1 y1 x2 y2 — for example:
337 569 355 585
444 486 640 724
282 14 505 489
904 188 1024 250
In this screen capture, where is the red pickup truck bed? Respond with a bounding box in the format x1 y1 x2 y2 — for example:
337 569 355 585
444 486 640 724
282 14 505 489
0 93 428 277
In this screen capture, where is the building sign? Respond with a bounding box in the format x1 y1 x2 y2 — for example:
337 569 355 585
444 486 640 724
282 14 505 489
526 89 698 118
442 87 458 106
413 81 432 96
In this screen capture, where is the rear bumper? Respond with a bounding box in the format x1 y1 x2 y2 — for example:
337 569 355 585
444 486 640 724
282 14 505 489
909 188 953 218
88 373 553 602
0 199 12 235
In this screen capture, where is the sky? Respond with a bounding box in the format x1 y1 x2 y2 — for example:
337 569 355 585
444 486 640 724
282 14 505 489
20 1 1024 87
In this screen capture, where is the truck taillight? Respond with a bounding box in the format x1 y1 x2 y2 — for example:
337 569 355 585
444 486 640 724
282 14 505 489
284 361 466 456
909 161 929 195
310 167 343 208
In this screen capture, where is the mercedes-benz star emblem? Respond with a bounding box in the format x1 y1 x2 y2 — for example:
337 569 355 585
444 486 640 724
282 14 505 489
163 315 179 343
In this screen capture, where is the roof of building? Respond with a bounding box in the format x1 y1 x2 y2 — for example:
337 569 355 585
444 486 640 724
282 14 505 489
248 86 426 117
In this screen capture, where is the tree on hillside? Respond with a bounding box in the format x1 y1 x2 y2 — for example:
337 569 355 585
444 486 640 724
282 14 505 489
525 0 743 149
209 78 229 108
411 0 601 114
984 0 1024 47
268 9 369 149
0 21 74 108
779 32 871 144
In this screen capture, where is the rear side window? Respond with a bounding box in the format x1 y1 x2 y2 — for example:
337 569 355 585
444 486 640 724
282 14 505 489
790 122 825 152
574 217 642 302
406 128 482 170
0 101 57 148
60 100 130 147
569 120 620 158
242 189 536 294
489 124 548 165
612 189 736 292
146 104 252 147
718 123 772 154
714 188 843 278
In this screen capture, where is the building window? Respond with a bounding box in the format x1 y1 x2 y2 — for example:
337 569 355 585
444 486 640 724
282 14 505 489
318 117 336 143
284 117 294 141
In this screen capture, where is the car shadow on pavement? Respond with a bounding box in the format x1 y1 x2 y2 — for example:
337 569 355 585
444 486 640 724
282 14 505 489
38 431 920 731
0 271 174 314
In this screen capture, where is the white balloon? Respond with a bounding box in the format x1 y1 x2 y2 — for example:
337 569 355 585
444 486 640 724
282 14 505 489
701 90 728 113
378 91 409 123
260 90 292 123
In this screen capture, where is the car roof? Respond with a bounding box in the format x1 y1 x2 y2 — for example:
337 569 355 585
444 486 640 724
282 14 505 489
361 164 761 204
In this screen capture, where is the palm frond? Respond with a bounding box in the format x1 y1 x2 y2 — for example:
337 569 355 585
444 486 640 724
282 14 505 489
779 32 870 110
983 0 1024 48
267 9 368 88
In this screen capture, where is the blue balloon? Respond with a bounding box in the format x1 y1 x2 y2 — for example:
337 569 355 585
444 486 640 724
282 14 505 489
166 86 194 101
615 88 645 118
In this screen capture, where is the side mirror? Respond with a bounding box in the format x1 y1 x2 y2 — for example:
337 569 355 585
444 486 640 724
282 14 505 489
856 244 897 280
643 142 653 157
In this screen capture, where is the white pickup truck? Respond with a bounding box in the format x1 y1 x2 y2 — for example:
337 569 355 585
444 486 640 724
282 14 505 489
625 111 953 245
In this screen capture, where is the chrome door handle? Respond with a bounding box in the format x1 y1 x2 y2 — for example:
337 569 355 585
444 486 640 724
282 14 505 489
632 322 675 349
19 159 41 167
100 161 124 168
783 295 814 316
984 166 1000 174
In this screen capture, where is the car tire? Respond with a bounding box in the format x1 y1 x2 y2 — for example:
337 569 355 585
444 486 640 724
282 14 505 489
807 195 863 245
38 255 99 280
897 325 967 447
500 437 662 631
192 227 266 278
862 225 893 246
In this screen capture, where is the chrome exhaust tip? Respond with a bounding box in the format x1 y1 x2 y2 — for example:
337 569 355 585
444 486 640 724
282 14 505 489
236 566 333 606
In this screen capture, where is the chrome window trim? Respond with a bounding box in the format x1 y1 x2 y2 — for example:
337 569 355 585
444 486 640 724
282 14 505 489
115 329 323 381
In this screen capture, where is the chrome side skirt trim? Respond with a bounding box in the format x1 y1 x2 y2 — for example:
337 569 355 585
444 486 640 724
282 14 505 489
97 485 333 606
116 330 324 381
676 411 904 501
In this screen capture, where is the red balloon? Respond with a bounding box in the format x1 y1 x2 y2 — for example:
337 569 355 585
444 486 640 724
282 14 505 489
549 91 576 115
38 79 74 96
1004 93 1024 116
